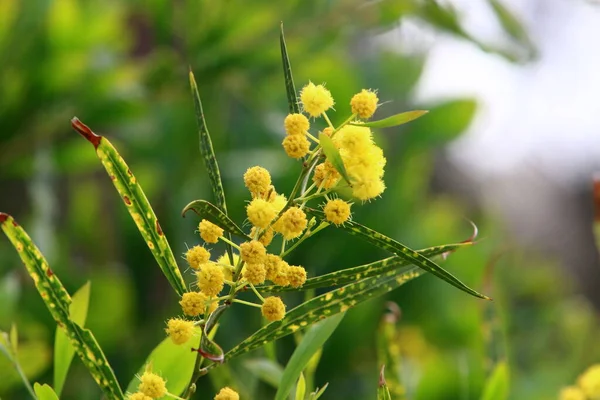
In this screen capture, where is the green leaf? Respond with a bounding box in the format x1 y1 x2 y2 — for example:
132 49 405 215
259 242 472 293
295 372 306 400
243 358 284 389
71 118 186 297
0 213 124 400
199 304 228 363
188 70 229 214
125 328 202 396
488 0 533 50
9 323 17 355
54 281 91 396
310 383 329 400
33 383 59 400
481 361 509 400
319 133 351 184
275 313 344 400
182 199 249 239
220 265 423 365
305 208 488 299
409 99 477 144
377 366 392 400
351 110 428 129
280 23 300 114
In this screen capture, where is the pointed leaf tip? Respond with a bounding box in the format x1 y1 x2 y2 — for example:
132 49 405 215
71 117 101 148
379 365 386 386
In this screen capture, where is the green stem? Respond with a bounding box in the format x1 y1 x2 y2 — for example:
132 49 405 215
219 236 240 250
233 299 263 308
280 222 329 258
322 112 335 129
249 283 266 302
306 132 320 144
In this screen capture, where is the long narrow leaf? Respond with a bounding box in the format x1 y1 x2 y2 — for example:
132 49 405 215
280 23 300 114
182 199 249 239
305 208 489 299
275 313 344 400
319 133 351 184
351 110 428 128
222 265 423 364
71 118 186 297
54 282 91 396
0 213 124 399
258 242 472 293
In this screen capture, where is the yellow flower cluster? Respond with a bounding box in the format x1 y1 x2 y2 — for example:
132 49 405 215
199 219 224 243
323 198 351 225
196 262 225 296
180 291 216 316
243 166 271 197
165 318 195 345
350 89 378 119
185 245 210 270
560 364 600 400
300 82 334 117
215 387 240 400
313 161 341 189
262 296 286 321
133 371 167 399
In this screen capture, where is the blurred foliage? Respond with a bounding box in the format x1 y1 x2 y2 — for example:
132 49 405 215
0 0 595 399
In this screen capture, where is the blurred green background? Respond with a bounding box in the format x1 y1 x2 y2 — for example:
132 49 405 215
1 1 599 399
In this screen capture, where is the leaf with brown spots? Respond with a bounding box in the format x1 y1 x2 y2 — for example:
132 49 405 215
181 199 249 239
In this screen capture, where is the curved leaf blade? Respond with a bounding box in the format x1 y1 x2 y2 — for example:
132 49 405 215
199 304 228 363
71 118 186 297
125 329 202 396
54 281 91 396
275 313 344 400
352 110 428 128
222 266 423 364
305 208 489 300
319 133 351 184
0 213 124 399
182 200 249 239
34 383 59 400
280 23 300 114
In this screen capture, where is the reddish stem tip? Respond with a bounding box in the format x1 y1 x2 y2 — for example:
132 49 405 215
593 174 600 221
71 117 101 148
378 365 387 386
0 213 8 223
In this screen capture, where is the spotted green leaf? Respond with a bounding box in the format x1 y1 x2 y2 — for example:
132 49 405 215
54 281 91 397
259 242 472 293
351 110 428 129
0 213 124 400
71 118 186 297
181 199 249 239
280 23 300 114
34 383 59 400
305 208 489 300
125 328 202 396
319 133 351 184
275 313 344 400
217 265 424 366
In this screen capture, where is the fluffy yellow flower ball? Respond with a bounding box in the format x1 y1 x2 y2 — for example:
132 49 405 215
350 89 378 119
578 364 600 398
287 265 307 288
247 198 276 229
323 199 351 225
214 387 240 400
165 318 195 345
138 371 167 399
264 254 283 282
262 296 286 321
243 263 267 285
284 113 310 136
250 226 274 246
243 166 271 196
282 135 310 159
351 178 385 201
333 125 373 153
185 245 210 270
180 291 216 316
240 240 267 265
199 219 224 243
196 263 225 296
128 393 152 400
559 386 586 400
277 207 308 240
216 252 240 281
312 162 341 189
300 82 334 117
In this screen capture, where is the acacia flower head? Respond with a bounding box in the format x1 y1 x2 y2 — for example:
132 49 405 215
240 240 267 265
321 127 334 137
271 259 290 286
282 135 310 159
262 296 286 321
243 263 267 285
247 198 276 229
333 125 373 153
250 226 274 246
300 82 334 117
578 364 600 398
312 162 341 190
196 263 225 296
180 291 215 316
264 254 283 282
165 318 195 345
324 199 351 225
215 387 240 400
351 178 385 201
128 393 152 400
284 113 310 136
185 245 210 270
138 371 167 399
350 89 378 119
559 386 586 400
287 265 307 288
199 219 224 243
276 207 308 240
244 166 271 196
